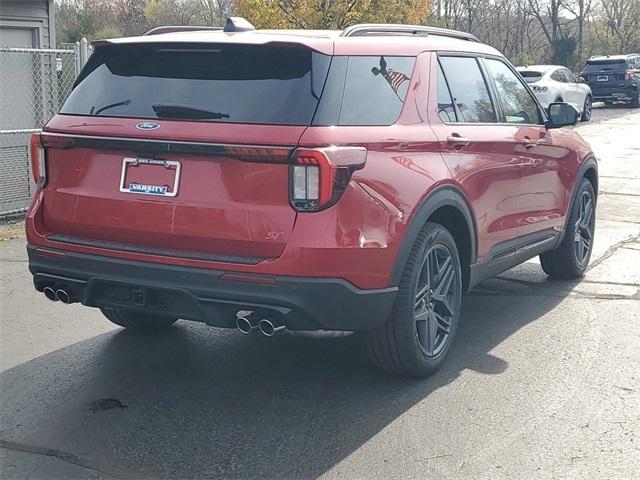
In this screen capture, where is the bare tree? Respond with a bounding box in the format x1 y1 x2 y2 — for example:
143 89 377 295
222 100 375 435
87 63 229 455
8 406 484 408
565 0 593 62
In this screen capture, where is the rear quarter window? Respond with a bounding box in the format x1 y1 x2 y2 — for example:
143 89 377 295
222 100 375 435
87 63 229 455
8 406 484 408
313 56 415 126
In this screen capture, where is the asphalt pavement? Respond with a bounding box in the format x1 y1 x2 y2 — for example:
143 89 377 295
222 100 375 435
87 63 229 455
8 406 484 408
1 104 639 479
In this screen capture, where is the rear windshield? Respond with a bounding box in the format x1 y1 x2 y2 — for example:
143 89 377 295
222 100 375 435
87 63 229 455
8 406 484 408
61 43 331 125
583 60 627 72
518 70 544 83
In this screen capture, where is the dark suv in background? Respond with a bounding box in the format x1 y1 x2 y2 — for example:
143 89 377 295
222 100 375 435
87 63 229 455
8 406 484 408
580 54 640 107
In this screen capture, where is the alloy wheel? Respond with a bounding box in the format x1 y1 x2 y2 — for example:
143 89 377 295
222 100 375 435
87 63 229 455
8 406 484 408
583 96 592 120
414 244 459 358
574 190 594 266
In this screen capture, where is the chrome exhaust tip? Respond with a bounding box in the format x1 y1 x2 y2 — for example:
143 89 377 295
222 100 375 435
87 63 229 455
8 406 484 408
258 319 286 337
55 289 72 304
236 310 258 334
43 286 58 302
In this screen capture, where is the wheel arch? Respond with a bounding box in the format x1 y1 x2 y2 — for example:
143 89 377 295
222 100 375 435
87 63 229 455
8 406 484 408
557 154 598 245
389 185 477 292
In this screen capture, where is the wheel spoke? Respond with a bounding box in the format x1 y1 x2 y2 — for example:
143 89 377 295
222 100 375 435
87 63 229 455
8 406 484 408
434 255 452 285
414 284 429 308
427 310 439 355
433 311 451 333
415 307 429 323
417 318 428 352
582 198 593 228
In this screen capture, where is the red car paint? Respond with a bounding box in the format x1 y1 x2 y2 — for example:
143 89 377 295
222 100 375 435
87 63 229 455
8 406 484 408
26 30 593 294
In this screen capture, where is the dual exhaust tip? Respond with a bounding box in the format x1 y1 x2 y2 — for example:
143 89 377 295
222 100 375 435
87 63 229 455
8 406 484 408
42 286 73 304
236 311 286 337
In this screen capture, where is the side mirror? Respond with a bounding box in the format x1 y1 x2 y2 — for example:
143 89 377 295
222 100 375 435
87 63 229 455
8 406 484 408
546 102 579 129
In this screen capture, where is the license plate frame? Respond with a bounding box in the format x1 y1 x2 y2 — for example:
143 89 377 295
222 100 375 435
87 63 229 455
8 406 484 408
119 157 181 197
596 75 609 82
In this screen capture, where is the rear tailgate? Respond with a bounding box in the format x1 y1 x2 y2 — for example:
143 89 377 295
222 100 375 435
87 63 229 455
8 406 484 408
41 118 303 261
37 42 332 262
583 60 630 93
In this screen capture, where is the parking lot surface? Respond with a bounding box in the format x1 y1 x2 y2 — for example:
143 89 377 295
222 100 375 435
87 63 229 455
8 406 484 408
1 104 639 479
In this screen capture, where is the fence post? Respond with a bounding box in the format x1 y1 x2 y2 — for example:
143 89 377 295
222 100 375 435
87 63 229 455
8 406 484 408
74 41 81 76
80 37 89 69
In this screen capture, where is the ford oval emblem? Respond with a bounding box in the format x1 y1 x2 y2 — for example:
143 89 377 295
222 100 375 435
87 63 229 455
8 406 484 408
136 122 160 131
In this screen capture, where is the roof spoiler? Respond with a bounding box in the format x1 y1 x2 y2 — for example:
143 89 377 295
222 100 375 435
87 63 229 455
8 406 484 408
144 17 255 36
341 24 479 42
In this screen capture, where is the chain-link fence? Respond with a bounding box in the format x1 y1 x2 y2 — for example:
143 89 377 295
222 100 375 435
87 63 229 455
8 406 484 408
0 45 84 217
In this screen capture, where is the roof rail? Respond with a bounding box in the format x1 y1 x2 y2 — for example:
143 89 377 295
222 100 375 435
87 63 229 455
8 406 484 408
144 26 222 36
143 18 255 36
341 24 479 42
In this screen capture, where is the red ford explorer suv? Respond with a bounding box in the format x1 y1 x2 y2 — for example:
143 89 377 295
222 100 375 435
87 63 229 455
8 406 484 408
27 18 598 376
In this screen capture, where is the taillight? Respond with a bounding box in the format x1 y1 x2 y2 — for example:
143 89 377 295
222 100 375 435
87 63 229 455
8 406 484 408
289 147 367 212
30 133 46 188
625 70 634 80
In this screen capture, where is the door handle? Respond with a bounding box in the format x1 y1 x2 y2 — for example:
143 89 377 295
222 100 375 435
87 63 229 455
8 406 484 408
447 134 470 148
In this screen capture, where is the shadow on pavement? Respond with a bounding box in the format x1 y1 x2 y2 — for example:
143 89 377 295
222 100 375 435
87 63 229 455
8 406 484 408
0 275 574 479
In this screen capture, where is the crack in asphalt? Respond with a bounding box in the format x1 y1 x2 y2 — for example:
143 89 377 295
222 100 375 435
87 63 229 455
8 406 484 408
0 439 151 479
469 288 639 301
600 175 640 180
587 234 640 272
599 191 640 198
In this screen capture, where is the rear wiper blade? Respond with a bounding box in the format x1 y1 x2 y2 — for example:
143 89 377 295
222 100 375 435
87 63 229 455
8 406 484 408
91 99 131 115
152 103 230 120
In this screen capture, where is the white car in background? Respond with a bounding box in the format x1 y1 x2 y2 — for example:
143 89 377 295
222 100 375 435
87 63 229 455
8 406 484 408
517 65 593 122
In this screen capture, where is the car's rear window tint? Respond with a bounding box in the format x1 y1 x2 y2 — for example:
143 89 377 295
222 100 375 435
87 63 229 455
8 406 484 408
313 55 415 126
61 43 331 125
519 70 544 83
583 60 628 71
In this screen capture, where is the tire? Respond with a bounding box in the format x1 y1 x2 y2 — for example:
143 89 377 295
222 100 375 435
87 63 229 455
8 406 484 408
631 89 640 108
367 223 462 377
101 308 178 332
540 178 596 279
581 95 592 122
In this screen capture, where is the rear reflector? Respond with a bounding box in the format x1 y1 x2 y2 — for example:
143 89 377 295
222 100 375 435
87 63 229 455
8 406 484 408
290 147 367 212
30 133 46 188
220 273 277 285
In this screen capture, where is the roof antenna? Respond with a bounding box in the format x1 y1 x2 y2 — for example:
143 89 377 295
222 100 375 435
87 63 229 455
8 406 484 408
223 17 256 33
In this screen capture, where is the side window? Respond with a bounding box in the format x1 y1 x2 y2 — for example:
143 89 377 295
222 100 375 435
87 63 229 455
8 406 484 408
437 63 457 123
439 56 496 123
551 70 565 82
485 58 542 125
563 69 576 83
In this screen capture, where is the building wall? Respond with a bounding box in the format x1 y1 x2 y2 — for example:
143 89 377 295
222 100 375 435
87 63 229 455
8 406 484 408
0 0 55 49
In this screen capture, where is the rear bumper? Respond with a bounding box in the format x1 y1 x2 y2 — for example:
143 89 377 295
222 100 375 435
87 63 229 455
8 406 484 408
590 84 638 100
28 245 397 331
